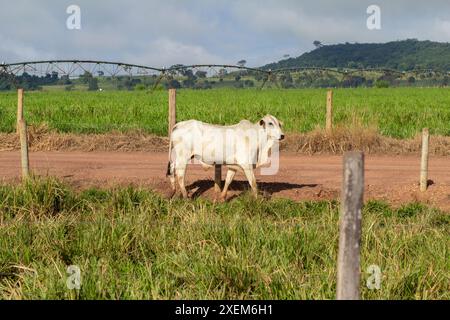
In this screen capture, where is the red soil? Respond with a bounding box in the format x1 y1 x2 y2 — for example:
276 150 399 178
0 151 449 211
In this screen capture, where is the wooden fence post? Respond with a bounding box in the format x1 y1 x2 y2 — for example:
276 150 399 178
326 90 333 133
17 88 24 134
168 88 177 137
337 151 364 300
18 119 29 179
420 128 429 192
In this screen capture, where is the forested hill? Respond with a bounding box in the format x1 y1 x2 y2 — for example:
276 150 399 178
263 40 450 71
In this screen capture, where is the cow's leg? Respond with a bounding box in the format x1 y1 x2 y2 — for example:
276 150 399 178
176 169 188 199
175 160 189 199
168 162 177 197
243 167 258 199
220 168 237 202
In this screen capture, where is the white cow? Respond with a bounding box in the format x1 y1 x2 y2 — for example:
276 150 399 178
166 115 284 200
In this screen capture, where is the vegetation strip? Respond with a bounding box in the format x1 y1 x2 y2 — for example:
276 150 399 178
1 126 450 155
0 177 448 299
1 88 450 139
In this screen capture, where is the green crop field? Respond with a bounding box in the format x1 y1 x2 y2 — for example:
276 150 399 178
1 88 449 300
0 178 448 299
1 88 449 138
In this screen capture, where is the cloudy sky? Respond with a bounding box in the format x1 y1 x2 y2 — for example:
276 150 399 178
1 0 450 67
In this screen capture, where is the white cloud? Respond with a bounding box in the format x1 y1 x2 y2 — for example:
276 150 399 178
124 38 224 67
0 35 55 61
434 19 450 39
0 0 449 66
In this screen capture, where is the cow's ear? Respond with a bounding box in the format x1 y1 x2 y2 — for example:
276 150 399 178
259 119 265 128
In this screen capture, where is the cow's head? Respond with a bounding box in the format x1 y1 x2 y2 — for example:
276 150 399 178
259 115 284 141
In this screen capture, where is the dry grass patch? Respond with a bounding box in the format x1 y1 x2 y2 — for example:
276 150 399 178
0 124 168 153
1 123 450 156
282 125 450 156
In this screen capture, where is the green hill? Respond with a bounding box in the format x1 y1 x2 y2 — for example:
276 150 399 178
263 39 450 71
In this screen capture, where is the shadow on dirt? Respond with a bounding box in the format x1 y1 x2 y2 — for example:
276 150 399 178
187 179 318 199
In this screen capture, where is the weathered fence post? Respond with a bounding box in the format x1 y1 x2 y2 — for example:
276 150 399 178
337 151 364 300
420 128 429 192
18 119 29 179
326 90 333 133
17 88 24 134
168 88 177 137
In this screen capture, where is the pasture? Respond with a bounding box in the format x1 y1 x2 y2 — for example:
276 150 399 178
0 88 450 138
0 87 449 300
0 178 449 299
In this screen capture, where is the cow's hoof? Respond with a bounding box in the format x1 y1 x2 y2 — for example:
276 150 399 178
180 192 190 200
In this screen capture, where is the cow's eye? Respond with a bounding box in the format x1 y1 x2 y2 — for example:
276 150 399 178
269 122 274 126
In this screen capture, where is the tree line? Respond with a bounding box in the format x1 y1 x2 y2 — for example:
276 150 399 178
264 39 450 72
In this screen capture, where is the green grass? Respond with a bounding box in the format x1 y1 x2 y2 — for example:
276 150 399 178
1 88 449 138
0 177 448 299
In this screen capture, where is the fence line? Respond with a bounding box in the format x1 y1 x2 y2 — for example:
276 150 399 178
16 88 29 180
16 88 23 134
420 128 430 192
326 90 333 133
168 89 177 137
337 151 364 300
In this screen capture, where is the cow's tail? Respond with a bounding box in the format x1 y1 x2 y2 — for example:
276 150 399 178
166 134 174 177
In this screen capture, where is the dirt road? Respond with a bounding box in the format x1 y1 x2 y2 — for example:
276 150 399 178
1 151 449 211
